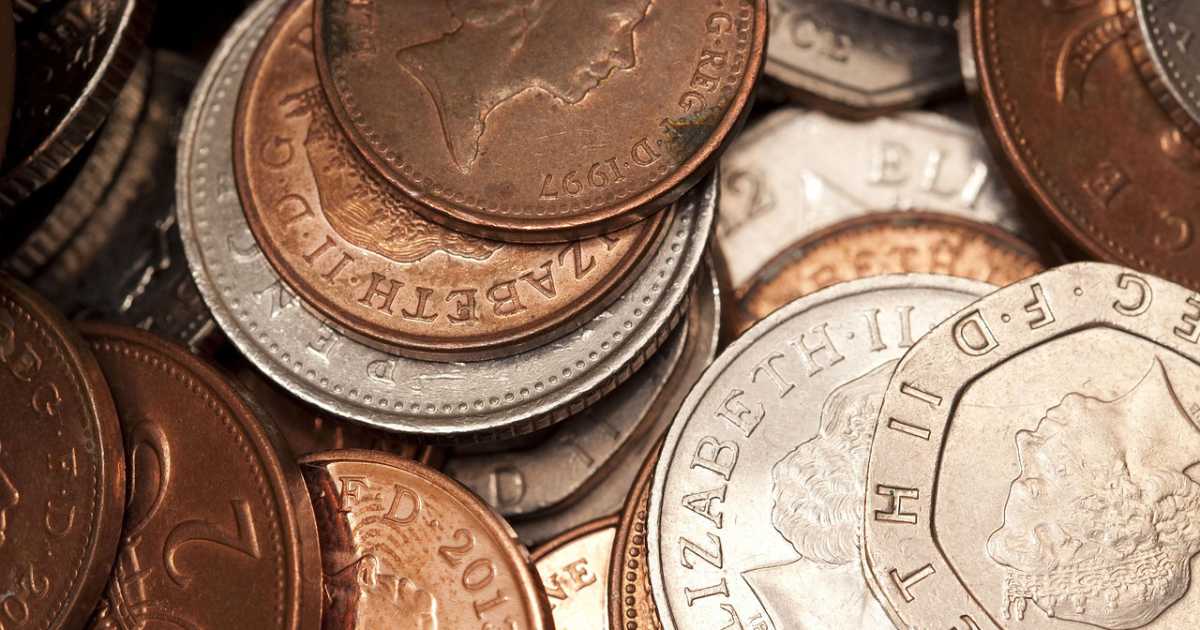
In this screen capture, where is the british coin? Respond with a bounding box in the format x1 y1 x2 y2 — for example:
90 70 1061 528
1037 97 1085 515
862 262 1200 629
0 0 13 164
532 516 618 630
718 108 1032 289
648 274 993 630
312 0 765 242
236 0 668 361
838 0 956 30
0 274 125 630
84 324 322 630
12 0 58 23
3 56 150 276
178 0 714 441
972 0 1200 288
608 441 664 630
301 449 552 630
1133 0 1200 144
448 261 720 543
765 0 960 116
733 212 1046 331
0 0 152 208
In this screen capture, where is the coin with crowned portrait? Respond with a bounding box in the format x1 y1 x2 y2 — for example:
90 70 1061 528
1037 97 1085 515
301 449 552 630
863 262 1200 629
312 0 764 241
533 517 618 630
649 274 992 630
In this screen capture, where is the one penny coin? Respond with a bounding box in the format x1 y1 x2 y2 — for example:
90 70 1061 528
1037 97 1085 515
972 0 1200 288
532 516 618 630
732 212 1046 332
608 442 664 630
300 449 552 630
312 0 766 242
0 274 124 630
84 324 322 630
237 0 667 360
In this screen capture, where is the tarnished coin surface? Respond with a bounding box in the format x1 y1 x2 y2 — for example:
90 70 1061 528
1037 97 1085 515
765 0 960 116
0 274 125 630
973 0 1200 289
838 0 956 30
649 274 992 630
236 0 667 360
178 0 714 440
1134 0 1200 143
0 0 152 208
863 262 1200 629
608 442 665 630
718 108 1031 288
301 449 552 630
533 517 618 630
313 0 764 241
84 324 322 630
733 212 1045 331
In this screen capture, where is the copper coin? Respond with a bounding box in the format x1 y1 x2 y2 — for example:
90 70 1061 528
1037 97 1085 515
83 324 322 630
972 0 1200 288
300 449 552 630
236 0 667 360
531 516 618 630
0 274 125 630
312 0 766 242
608 442 663 630
0 0 152 209
732 211 1047 332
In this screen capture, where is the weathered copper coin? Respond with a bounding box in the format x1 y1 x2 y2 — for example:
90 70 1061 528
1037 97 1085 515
1133 0 1200 145
236 0 667 360
84 324 322 630
608 443 664 630
312 0 765 242
300 449 552 630
732 212 1046 332
0 274 125 630
863 262 1200 629
0 0 152 209
973 0 1200 289
532 516 618 630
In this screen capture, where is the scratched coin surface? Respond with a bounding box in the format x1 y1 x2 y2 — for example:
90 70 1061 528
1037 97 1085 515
0 275 125 630
608 441 664 630
236 0 667 360
301 449 551 630
863 263 1200 629
649 274 992 630
765 0 960 116
533 517 618 630
718 108 1032 289
312 0 764 241
1134 0 1200 143
178 0 713 440
84 324 321 630
973 0 1200 289
0 0 151 209
733 212 1046 331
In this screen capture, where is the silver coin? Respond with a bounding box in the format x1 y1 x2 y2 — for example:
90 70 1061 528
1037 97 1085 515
176 0 713 441
1136 0 1200 133
862 263 1200 629
648 273 992 630
837 0 956 31
718 108 1032 289
766 0 960 114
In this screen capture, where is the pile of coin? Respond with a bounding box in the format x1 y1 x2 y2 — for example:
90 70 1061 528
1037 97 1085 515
2 0 1198 628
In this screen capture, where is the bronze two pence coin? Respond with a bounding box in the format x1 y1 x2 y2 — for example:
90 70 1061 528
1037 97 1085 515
972 0 1200 289
301 449 551 630
0 274 125 630
313 0 766 242
83 325 322 630
236 0 667 361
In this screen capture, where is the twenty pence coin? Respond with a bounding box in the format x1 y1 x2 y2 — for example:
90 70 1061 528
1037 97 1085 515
532 517 619 630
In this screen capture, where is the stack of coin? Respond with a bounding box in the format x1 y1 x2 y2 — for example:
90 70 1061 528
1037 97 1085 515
3 1 1200 629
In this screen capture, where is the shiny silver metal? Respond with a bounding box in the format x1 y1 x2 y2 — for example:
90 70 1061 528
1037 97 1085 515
1135 0 1200 133
838 0 957 30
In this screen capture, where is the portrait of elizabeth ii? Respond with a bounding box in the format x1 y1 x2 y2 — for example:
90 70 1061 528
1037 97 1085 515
741 360 897 629
393 0 654 172
325 554 440 630
988 359 1200 629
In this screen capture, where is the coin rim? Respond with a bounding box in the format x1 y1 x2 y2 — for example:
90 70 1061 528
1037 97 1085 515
1131 0 1200 146
608 437 664 630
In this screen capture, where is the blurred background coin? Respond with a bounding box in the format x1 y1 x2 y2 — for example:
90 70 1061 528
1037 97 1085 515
0 0 13 164
312 0 765 242
532 517 618 630
1133 0 1200 144
839 0 956 30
